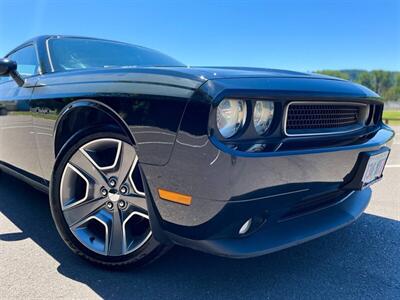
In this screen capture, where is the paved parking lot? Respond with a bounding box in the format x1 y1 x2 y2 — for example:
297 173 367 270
0 128 399 299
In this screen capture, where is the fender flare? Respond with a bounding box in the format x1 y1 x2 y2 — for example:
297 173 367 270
53 99 136 157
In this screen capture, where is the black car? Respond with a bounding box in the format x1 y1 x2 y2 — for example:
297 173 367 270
0 35 394 267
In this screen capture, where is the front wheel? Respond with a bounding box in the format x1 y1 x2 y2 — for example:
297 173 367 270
50 131 168 267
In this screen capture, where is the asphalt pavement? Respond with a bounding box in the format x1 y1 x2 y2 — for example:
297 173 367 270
0 128 399 299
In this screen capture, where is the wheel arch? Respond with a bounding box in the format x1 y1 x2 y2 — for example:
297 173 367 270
52 102 172 246
53 99 136 158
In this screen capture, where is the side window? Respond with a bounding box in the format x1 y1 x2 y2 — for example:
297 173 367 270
7 45 40 77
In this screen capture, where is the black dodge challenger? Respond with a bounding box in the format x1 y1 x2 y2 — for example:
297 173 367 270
0 35 394 267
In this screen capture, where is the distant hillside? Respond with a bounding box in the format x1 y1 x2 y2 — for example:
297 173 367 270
315 70 400 101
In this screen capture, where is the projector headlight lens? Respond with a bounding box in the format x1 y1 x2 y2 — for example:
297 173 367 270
216 99 247 138
253 101 274 135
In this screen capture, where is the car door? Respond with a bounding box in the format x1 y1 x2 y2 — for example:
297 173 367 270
0 45 43 180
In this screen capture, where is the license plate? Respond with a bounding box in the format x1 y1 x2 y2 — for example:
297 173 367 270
361 150 390 186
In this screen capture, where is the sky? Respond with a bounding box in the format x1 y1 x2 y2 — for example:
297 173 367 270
0 0 399 71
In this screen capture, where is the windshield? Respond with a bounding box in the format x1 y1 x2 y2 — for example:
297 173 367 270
48 37 185 71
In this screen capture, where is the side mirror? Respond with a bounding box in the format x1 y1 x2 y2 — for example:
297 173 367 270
0 58 17 75
0 58 24 86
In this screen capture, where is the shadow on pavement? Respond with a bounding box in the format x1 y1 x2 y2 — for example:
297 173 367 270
0 173 399 299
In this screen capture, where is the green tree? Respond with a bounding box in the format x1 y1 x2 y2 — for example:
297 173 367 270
315 70 350 80
372 70 393 95
314 70 399 101
357 72 374 89
356 70 393 95
383 73 400 101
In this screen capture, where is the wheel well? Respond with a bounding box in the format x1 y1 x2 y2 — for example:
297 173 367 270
54 102 133 157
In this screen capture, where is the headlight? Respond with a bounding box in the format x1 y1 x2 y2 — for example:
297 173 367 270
216 99 247 138
253 101 274 135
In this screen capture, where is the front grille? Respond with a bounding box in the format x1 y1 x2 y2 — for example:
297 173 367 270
285 102 366 135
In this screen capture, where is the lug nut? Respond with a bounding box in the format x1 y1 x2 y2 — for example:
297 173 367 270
109 178 117 187
101 188 108 197
106 201 114 209
120 185 128 195
118 200 126 209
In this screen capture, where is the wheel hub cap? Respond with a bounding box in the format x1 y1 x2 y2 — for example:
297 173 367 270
108 190 120 202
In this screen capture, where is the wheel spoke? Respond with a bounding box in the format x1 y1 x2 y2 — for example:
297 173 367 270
69 149 108 186
64 197 106 227
115 143 137 187
108 209 125 256
124 194 148 212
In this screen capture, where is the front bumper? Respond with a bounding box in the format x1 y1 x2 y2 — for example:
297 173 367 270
168 189 370 258
141 125 394 257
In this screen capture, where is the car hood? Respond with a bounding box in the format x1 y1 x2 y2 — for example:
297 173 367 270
159 67 378 99
41 66 377 99
153 66 334 81
41 66 337 91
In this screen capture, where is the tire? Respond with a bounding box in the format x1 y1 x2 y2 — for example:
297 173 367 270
49 130 168 268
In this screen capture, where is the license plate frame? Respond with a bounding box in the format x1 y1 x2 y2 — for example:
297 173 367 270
342 147 390 191
361 150 390 187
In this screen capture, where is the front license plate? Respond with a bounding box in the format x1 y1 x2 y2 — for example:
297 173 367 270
361 150 390 186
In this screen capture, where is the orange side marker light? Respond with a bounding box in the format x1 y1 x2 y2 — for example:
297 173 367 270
158 189 192 206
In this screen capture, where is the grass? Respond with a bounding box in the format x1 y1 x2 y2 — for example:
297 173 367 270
383 110 400 125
